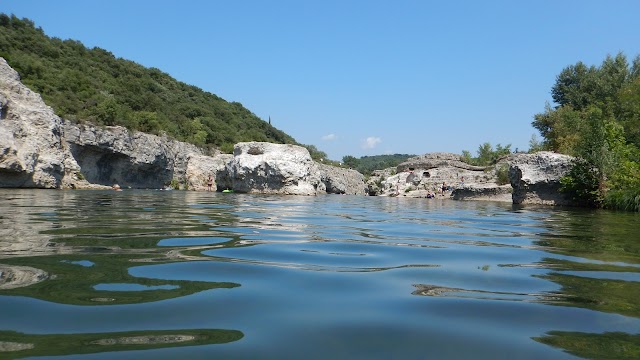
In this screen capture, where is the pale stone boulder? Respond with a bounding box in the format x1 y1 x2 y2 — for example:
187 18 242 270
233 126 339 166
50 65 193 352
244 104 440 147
508 151 574 205
317 163 366 195
187 153 233 191
451 184 512 202
226 142 324 195
0 57 79 188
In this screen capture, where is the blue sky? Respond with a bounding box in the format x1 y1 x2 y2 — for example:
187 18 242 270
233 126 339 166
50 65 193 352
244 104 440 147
3 0 639 161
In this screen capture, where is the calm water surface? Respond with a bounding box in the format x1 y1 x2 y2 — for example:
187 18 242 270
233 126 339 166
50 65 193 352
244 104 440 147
0 189 638 359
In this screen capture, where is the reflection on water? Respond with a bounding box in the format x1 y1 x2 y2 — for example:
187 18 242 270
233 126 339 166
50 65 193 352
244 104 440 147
0 189 638 359
534 331 640 359
0 329 243 358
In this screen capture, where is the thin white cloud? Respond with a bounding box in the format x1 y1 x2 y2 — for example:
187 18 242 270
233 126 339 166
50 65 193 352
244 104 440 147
322 133 337 141
362 136 382 149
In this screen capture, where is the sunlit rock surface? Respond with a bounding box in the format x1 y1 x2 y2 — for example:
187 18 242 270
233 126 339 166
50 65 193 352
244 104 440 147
1 58 364 194
317 163 366 195
224 142 324 195
369 152 504 200
0 57 79 188
509 151 574 205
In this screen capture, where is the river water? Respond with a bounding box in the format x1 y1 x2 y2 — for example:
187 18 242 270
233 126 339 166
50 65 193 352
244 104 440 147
0 189 638 359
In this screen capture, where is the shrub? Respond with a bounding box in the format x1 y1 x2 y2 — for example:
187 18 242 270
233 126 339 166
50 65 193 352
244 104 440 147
496 164 510 185
604 189 640 211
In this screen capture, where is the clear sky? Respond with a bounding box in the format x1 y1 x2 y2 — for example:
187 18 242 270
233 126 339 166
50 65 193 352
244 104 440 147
2 0 639 160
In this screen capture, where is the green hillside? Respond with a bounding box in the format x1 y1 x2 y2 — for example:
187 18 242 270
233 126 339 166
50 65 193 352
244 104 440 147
0 14 305 155
342 154 416 175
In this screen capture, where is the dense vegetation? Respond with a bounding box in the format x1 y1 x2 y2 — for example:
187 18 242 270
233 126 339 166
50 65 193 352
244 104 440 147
0 14 334 157
460 143 512 166
532 53 640 211
341 154 416 175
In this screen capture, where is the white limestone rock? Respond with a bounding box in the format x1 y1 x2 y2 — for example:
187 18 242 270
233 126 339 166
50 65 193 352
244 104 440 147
317 163 366 195
0 57 79 188
227 142 324 195
508 151 574 205
187 153 233 191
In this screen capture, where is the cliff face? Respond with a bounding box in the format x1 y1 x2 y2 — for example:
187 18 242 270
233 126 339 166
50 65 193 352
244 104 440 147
0 58 365 194
63 123 206 189
508 152 574 205
317 163 366 195
0 55 212 190
0 57 78 188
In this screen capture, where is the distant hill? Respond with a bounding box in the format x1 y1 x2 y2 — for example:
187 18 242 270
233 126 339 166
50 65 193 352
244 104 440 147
0 14 322 156
342 154 416 175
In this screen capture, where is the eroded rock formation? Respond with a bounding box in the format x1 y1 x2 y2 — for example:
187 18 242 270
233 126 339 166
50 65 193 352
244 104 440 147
369 151 574 206
63 123 208 189
1 58 365 194
0 57 79 188
1 57 571 202
368 152 504 199
508 151 574 205
222 142 324 195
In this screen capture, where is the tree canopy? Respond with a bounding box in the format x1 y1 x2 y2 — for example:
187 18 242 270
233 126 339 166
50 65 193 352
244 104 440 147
0 14 317 155
532 53 640 210
342 154 416 175
460 142 512 166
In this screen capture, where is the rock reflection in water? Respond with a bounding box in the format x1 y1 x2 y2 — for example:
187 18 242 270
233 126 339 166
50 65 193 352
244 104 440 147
0 254 239 305
412 284 567 302
0 329 243 358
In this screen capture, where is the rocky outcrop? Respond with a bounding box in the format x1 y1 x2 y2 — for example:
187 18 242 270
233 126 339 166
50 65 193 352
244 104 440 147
63 123 209 189
369 151 576 206
451 184 512 202
1 58 366 195
397 152 487 172
366 168 395 195
509 151 574 205
213 143 367 195
369 152 504 199
222 142 324 195
187 153 233 191
317 163 366 195
0 57 80 188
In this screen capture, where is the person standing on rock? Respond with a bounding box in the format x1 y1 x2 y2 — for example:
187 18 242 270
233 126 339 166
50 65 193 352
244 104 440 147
441 182 447 196
207 175 213 192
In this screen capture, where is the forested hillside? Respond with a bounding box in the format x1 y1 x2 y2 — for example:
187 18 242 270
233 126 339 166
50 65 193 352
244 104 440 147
0 14 303 155
532 53 640 210
342 154 415 175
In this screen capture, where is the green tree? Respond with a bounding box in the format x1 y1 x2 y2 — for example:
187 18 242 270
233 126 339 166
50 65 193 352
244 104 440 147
341 154 415 174
560 107 617 206
461 143 511 166
537 53 640 210
617 76 640 146
528 134 545 153
342 155 358 169
92 96 121 126
532 104 584 154
302 144 328 161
